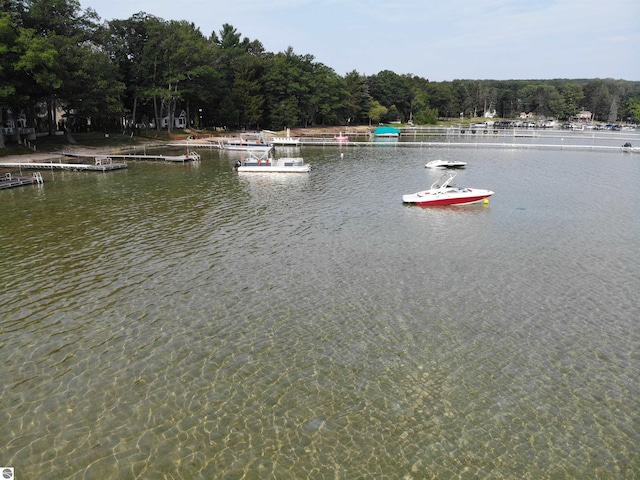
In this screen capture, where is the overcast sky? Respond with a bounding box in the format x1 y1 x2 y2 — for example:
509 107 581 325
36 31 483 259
80 0 639 82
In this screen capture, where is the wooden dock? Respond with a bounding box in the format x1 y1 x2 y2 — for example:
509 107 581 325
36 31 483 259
0 172 44 189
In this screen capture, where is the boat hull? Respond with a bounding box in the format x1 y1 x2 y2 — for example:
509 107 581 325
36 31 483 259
237 165 310 173
270 138 300 146
234 155 309 173
402 190 493 206
425 160 467 169
224 145 272 152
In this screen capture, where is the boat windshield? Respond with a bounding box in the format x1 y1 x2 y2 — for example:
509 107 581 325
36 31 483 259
431 173 455 189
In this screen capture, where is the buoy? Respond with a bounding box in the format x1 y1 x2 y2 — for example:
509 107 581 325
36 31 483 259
340 152 344 158
483 198 489 204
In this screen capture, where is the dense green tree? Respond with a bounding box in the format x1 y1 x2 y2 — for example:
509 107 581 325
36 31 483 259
450 80 473 118
55 40 124 135
413 106 438 125
583 80 611 122
343 70 372 125
10 16 60 138
626 97 640 123
263 47 313 129
0 11 20 148
496 83 519 118
302 63 349 127
368 100 387 125
410 91 437 124
558 83 584 119
367 70 412 121
102 13 158 131
211 24 266 129
131 19 215 133
421 82 454 120
1 0 124 143
231 55 265 129
471 81 498 117
517 84 563 117
21 0 114 136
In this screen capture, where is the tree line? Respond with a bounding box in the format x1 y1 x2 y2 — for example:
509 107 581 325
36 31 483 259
2 0 640 147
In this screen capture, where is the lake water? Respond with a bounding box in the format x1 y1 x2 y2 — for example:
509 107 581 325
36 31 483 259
2 134 639 479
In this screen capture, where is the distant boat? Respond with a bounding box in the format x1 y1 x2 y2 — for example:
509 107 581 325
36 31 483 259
270 136 301 146
372 126 400 137
268 128 301 146
425 159 467 169
334 132 349 142
233 150 310 173
213 134 272 152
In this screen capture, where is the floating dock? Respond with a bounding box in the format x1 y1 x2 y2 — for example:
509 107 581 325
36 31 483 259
62 151 201 162
0 157 128 171
0 172 44 189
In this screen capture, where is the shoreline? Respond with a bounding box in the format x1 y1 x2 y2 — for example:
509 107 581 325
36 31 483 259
4 124 634 165
0 127 372 165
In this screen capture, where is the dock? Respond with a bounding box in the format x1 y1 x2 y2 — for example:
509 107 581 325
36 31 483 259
0 172 44 189
0 156 128 171
62 151 201 163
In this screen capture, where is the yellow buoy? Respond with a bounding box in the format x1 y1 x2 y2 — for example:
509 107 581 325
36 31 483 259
483 198 489 204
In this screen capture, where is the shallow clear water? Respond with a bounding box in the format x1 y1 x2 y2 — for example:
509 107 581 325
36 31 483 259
1 140 639 479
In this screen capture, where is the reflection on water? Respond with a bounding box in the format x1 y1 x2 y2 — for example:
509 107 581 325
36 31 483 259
1 144 639 478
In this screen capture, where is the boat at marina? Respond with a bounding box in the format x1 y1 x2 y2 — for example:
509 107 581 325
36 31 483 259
234 151 310 173
334 132 349 142
222 140 272 152
372 126 401 137
269 136 301 146
402 173 493 206
425 159 467 169
211 133 273 152
268 128 301 146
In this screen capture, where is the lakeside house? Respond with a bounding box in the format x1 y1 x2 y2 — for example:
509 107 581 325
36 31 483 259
571 111 593 122
161 110 187 129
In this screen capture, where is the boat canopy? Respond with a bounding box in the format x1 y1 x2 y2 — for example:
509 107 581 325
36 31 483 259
373 126 401 136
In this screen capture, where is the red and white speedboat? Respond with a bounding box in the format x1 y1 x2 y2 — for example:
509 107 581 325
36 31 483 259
402 173 494 206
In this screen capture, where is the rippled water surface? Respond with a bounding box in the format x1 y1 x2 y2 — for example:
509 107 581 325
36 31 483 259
2 141 640 479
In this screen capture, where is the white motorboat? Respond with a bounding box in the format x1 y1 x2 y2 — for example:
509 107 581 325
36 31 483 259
425 159 467 169
222 140 272 152
234 151 310 173
265 129 301 146
402 173 493 206
210 133 273 152
270 136 301 146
